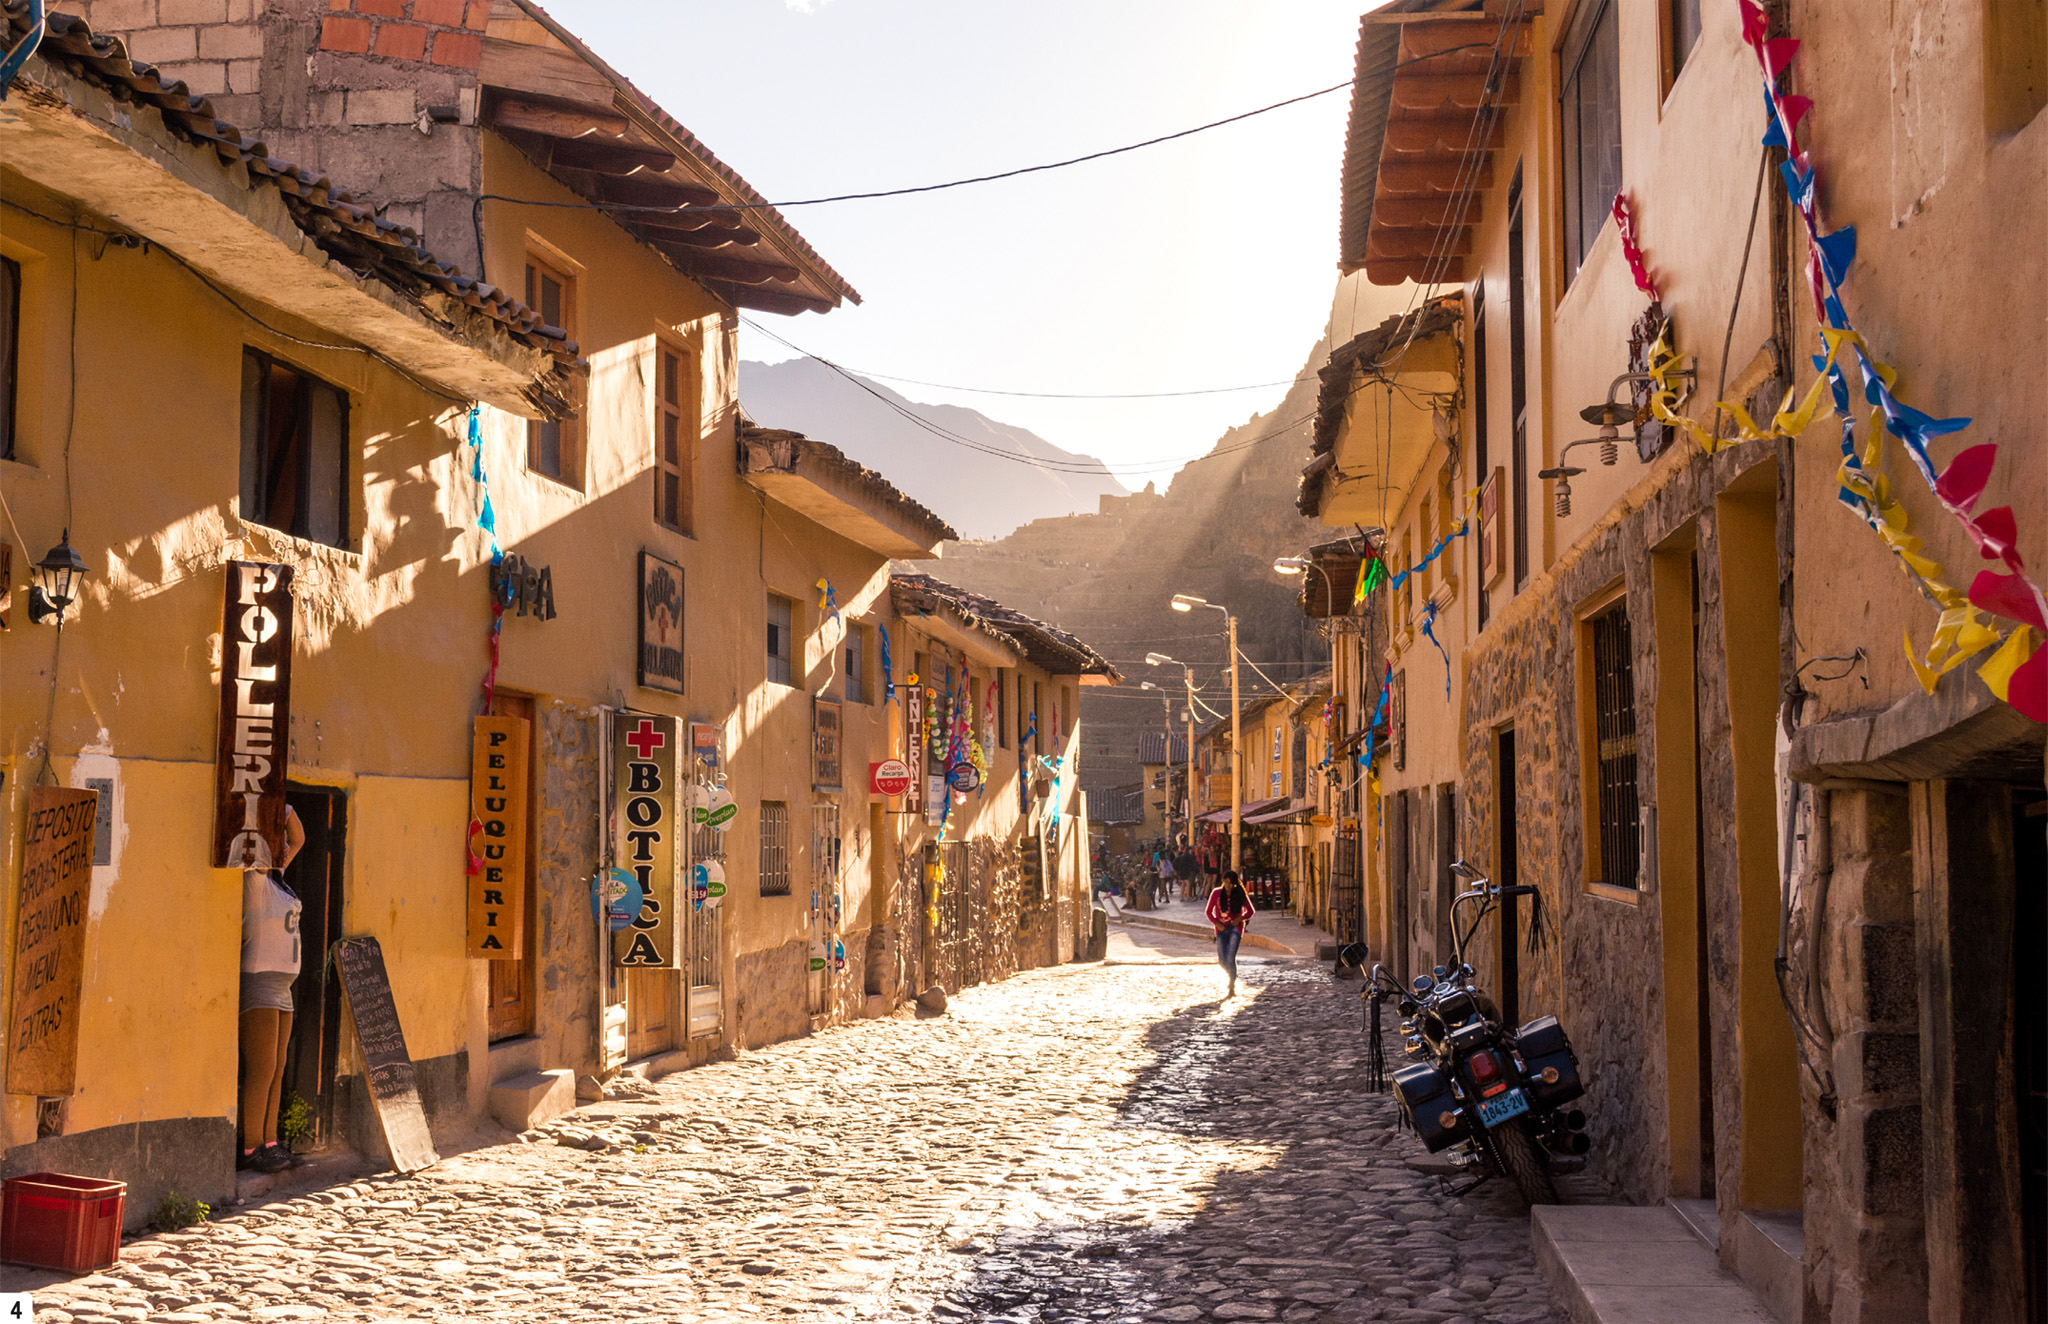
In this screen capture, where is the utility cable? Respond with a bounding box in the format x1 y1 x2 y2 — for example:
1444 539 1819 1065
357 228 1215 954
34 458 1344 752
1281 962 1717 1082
478 79 1357 218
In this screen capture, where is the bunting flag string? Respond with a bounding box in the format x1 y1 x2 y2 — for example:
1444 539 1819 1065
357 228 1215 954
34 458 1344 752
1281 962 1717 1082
1420 601 1452 700
1731 0 2045 719
467 402 505 879
1605 4 2044 721
880 624 895 706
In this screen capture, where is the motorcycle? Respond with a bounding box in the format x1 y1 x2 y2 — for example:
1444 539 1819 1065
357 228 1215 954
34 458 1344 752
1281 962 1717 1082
1338 859 1588 1205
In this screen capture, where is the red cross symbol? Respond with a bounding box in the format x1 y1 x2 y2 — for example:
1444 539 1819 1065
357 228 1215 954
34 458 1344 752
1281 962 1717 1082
625 718 666 760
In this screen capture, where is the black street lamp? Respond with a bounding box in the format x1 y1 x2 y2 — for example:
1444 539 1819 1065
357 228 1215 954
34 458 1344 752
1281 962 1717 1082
28 530 89 626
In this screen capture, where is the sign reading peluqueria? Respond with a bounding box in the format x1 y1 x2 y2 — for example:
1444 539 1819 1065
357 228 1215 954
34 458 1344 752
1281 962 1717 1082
212 561 295 868
10 786 96 1096
468 715 530 959
613 712 677 967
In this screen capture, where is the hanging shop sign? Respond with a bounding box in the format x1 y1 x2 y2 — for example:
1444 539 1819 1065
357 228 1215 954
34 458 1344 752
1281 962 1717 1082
692 785 737 831
693 859 726 910
467 715 529 959
813 698 843 792
211 561 295 869
690 721 721 771
9 786 96 1097
613 712 677 967
925 776 946 826
490 552 556 621
592 866 643 932
945 762 982 793
637 550 685 695
870 758 913 798
902 682 925 814
333 936 439 1173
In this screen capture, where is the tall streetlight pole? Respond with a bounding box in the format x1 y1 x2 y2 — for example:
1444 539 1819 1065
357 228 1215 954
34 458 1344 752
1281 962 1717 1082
1139 681 1172 842
1145 653 1199 847
1168 595 1240 875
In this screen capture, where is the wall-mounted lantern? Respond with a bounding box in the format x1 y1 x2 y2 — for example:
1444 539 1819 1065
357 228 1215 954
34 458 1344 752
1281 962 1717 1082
28 531 88 626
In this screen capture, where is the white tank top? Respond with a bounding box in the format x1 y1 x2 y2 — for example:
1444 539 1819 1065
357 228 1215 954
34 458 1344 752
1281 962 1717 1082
241 871 303 975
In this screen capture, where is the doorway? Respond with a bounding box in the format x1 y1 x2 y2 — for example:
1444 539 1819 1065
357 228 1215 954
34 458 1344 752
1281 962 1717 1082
282 785 346 1147
1497 728 1520 1028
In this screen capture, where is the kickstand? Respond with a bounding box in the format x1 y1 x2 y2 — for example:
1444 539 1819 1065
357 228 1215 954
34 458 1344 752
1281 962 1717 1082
1445 1171 1495 1198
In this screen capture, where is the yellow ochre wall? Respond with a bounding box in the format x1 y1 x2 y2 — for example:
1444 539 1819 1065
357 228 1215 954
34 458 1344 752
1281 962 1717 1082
0 182 493 1154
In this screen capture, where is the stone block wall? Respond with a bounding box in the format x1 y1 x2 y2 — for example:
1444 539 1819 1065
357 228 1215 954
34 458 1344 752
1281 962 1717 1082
1455 451 1773 1206
533 700 602 1077
75 0 489 271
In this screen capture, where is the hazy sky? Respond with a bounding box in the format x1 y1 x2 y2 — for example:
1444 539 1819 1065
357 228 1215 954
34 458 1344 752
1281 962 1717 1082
544 0 1376 492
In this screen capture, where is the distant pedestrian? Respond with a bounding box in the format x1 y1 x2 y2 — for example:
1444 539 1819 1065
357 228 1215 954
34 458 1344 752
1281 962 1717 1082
1206 870 1254 998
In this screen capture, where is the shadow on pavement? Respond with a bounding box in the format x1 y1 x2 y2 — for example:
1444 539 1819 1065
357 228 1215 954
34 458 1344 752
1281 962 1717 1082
938 963 1575 1324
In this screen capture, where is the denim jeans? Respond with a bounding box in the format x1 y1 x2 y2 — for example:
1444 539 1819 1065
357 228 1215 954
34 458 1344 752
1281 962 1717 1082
1216 926 1243 978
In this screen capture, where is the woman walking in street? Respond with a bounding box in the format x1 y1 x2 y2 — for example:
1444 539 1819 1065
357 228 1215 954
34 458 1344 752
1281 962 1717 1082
1206 870 1254 998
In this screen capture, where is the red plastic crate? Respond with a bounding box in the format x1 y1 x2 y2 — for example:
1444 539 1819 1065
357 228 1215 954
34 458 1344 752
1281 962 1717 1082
0 1172 124 1273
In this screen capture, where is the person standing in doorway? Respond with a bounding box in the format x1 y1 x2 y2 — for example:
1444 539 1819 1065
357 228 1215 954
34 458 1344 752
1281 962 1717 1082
240 805 306 1174
1206 869 1254 998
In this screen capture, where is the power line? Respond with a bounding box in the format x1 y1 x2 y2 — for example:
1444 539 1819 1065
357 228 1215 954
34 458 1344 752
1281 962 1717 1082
478 79 1354 219
832 366 1317 401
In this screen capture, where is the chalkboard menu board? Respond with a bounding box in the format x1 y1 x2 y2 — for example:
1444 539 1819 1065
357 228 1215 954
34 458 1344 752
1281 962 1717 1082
333 937 439 1174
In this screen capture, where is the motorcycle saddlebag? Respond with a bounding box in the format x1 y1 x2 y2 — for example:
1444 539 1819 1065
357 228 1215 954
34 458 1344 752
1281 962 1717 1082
1392 1062 1469 1152
1515 1014 1585 1109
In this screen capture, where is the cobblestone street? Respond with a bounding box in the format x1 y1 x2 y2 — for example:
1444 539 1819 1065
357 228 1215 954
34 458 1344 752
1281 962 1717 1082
17 934 1564 1323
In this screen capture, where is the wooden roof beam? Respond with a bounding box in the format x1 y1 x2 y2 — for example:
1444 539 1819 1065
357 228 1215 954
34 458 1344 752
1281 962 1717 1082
1398 19 1531 64
652 246 801 285
1373 196 1487 230
1383 115 1507 153
485 93 631 141
1366 257 1468 287
627 210 759 238
1390 72 1521 112
1366 230 1474 261
553 169 722 210
1377 158 1494 196
629 222 759 250
547 137 676 176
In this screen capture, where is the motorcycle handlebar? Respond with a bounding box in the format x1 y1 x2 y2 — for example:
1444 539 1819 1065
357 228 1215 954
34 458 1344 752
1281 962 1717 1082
1499 884 1539 897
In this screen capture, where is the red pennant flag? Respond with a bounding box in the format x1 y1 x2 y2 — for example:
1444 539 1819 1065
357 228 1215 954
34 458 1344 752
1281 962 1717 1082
1970 570 2048 631
1934 443 1998 512
2006 648 2048 723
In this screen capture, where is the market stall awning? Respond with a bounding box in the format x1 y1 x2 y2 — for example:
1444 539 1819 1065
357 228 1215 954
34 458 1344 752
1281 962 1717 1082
1195 797 1288 825
1245 800 1319 826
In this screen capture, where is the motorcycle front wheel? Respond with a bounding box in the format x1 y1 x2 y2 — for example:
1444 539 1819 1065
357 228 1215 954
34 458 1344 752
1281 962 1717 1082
1488 1119 1560 1206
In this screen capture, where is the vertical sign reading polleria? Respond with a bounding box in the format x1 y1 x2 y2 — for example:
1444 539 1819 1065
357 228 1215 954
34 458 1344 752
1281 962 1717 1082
614 712 677 967
468 715 530 959
10 786 96 1097
213 561 295 868
638 550 684 695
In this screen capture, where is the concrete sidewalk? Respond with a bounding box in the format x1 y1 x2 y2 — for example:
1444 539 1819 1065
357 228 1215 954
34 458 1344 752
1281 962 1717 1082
1105 892 1334 958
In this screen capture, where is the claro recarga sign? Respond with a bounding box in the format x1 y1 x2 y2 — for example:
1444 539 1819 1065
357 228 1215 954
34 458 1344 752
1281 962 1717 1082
212 561 295 869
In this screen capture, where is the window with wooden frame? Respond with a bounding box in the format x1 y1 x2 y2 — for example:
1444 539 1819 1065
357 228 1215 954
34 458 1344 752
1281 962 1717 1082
524 254 582 488
766 594 796 686
0 255 19 461
1667 0 1703 89
239 348 349 549
997 669 1011 749
1436 465 1461 593
758 801 791 897
843 622 868 704
1579 591 1642 890
1561 0 1624 283
655 342 696 533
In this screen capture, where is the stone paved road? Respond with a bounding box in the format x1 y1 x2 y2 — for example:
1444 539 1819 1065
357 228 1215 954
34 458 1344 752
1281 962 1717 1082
19 931 1565 1323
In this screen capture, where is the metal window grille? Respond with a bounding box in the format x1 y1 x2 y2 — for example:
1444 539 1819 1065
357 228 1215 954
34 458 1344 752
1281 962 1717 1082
812 803 841 891
1590 601 1641 888
688 815 721 989
758 801 791 896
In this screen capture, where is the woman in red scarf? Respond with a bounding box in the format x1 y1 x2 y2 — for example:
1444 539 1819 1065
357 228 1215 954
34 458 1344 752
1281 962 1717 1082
1205 870 1254 998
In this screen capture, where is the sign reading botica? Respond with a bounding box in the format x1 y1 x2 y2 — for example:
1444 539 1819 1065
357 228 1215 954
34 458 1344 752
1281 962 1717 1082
468 715 530 959
212 561 295 869
9 786 96 1096
614 712 677 967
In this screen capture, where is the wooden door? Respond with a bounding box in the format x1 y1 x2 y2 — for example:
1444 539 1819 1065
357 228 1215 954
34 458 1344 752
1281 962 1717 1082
487 694 536 1042
283 785 346 1145
626 968 675 1058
